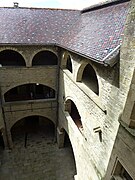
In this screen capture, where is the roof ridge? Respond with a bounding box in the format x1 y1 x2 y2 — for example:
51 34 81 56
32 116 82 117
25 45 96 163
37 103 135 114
0 6 79 11
81 0 130 13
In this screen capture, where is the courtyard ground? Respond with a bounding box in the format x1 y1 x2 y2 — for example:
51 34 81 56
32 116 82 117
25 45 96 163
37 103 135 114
0 130 76 180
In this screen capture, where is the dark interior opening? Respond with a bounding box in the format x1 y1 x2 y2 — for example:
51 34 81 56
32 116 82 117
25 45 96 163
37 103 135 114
123 170 133 180
11 116 55 146
66 55 72 73
113 160 133 180
32 51 58 66
65 100 83 130
4 83 55 102
82 64 99 95
64 130 71 147
0 131 4 149
0 50 25 66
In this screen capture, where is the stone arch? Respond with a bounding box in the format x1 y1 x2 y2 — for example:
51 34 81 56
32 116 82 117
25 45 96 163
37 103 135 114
10 115 55 146
10 112 56 132
32 50 58 66
65 99 83 130
0 49 26 67
76 62 99 95
4 83 56 100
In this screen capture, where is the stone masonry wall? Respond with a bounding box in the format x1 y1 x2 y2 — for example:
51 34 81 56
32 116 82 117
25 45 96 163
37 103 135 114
105 1 135 179
0 45 59 148
58 34 134 180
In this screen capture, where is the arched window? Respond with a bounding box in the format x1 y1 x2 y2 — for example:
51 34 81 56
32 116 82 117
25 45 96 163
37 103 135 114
65 99 83 130
66 55 72 73
82 64 99 95
0 50 25 66
32 51 58 66
4 84 55 102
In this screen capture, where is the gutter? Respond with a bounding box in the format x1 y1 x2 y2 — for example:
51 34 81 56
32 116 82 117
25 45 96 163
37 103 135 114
103 45 120 67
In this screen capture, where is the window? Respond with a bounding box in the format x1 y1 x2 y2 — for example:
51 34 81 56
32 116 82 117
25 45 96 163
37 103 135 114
65 99 83 131
112 160 133 180
82 64 99 95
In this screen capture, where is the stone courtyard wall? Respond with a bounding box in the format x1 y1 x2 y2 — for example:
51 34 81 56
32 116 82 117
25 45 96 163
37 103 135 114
58 37 134 180
0 45 59 148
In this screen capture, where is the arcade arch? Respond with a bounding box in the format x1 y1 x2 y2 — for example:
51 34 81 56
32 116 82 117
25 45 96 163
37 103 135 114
65 99 83 131
77 63 99 95
32 50 58 66
0 50 26 67
4 83 55 102
11 116 55 145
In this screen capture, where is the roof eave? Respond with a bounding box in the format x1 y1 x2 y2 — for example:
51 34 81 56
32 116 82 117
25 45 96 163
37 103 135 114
0 42 119 67
103 45 120 67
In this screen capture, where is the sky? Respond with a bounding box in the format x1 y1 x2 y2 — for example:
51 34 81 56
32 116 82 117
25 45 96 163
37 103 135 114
0 0 106 10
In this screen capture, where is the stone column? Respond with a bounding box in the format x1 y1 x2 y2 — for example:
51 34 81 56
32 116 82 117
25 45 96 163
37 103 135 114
1 128 8 149
57 127 65 148
6 130 14 149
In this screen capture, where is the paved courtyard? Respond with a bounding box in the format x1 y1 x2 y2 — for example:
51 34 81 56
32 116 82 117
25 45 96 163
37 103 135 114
0 129 76 180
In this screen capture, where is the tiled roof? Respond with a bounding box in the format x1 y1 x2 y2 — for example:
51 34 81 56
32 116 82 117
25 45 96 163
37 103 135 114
60 1 130 64
0 8 80 44
0 0 130 65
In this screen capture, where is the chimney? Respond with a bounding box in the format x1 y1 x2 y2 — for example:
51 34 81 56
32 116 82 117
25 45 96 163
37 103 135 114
14 2 19 8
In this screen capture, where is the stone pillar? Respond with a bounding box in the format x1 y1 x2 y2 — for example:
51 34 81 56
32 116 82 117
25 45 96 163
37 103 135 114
6 130 13 149
1 128 8 149
57 127 65 148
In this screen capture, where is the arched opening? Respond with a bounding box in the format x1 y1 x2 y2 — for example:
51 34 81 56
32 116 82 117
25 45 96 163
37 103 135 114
4 83 55 102
0 130 4 150
11 116 55 146
32 50 58 66
65 100 83 130
0 50 25 66
66 55 72 73
81 64 99 95
0 118 78 179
